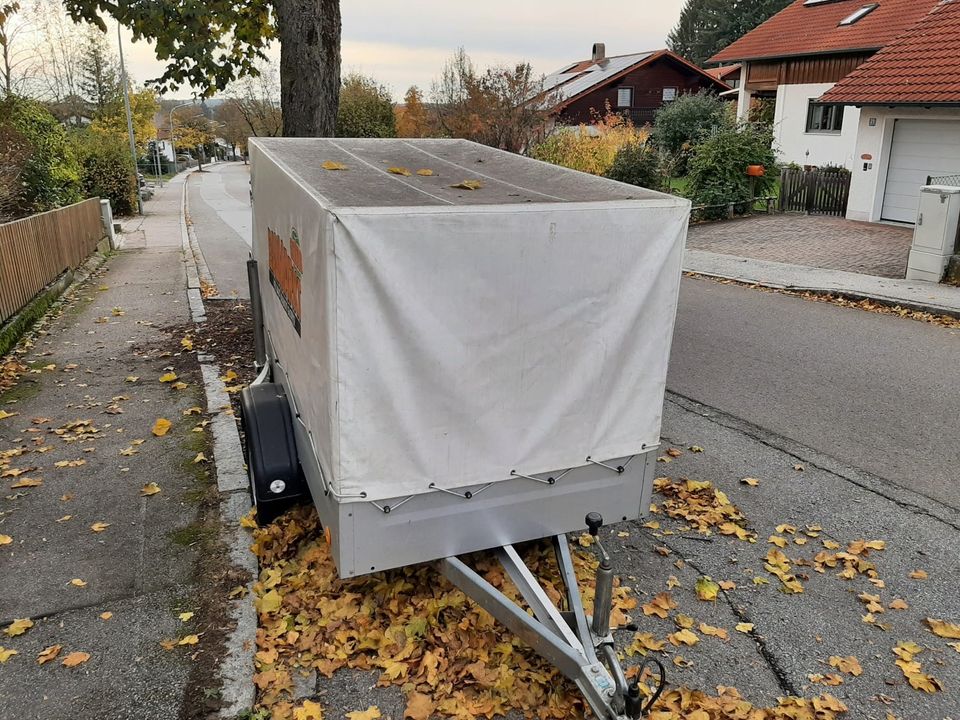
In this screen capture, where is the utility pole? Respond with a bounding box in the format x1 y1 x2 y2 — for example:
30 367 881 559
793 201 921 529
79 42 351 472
117 22 142 215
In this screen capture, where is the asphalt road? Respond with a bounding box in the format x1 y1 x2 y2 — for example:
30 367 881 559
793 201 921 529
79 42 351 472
187 162 253 299
668 278 960 509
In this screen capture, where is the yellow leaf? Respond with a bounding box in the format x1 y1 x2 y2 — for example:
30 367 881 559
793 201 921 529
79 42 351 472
141 482 161 496
221 369 238 382
62 651 91 668
823 539 841 550
889 599 909 610
451 180 483 190
0 534 11 545
239 509 258 529
258 589 282 614
181 337 193 350
735 623 754 633
668 628 699 647
100 612 113 621
4 618 33 637
674 613 694 629
699 623 729 641
152 418 172 437
404 692 435 720
70 578 87 587
829 655 863 676
171 382 188 391
689 445 704 453
177 634 200 646
909 569 929 580
0 410 17 420
666 575 681 589
11 478 41 488
179 612 194 622
387 167 412 176
695 576 720 602
90 522 110 533
752 576 769 586
159 372 178 383
125 376 139 383
183 406 202 416
719 580 736 591
346 707 382 720
740 477 760 486
322 161 348 171
37 644 62 664
0 647 17 663
926 618 960 639
416 169 434 176
768 535 788 548
193 452 207 464
577 533 594 547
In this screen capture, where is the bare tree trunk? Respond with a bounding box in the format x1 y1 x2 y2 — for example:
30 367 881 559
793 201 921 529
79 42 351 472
274 0 341 137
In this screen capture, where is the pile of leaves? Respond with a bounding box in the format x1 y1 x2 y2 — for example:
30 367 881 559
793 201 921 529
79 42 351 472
0 357 26 393
652 476 756 541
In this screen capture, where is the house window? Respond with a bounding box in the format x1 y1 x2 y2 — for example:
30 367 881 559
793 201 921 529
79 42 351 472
839 4 878 25
806 101 844 133
662 87 678 102
616 87 633 108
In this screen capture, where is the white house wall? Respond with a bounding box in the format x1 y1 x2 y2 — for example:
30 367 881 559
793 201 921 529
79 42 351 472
772 83 860 169
847 107 960 223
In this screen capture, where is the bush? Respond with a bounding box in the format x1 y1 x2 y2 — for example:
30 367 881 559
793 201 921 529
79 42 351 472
336 73 396 138
653 91 730 176
73 132 138 217
687 124 779 218
0 96 81 216
604 140 663 191
531 111 649 177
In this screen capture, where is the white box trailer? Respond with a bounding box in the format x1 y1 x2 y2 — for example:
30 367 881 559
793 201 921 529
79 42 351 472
243 138 688 719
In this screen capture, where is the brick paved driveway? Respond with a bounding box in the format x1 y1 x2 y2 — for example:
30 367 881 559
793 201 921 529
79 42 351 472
685 214 913 278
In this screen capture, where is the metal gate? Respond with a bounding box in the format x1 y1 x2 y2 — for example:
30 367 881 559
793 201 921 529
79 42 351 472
779 167 852 216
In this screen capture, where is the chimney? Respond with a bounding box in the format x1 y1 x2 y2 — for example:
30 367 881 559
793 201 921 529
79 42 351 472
591 43 606 64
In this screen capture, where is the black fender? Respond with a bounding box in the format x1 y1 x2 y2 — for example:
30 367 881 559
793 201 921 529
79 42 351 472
239 382 309 524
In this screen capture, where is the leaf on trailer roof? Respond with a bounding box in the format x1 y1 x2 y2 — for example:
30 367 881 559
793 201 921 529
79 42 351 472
322 161 348 171
388 167 412 176
416 169 434 176
451 180 483 190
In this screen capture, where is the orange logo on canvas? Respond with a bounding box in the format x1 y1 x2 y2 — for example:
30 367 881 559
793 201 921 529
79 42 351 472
267 227 302 334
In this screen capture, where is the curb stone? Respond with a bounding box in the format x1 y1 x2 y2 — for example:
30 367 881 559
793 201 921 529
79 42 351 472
179 175 258 718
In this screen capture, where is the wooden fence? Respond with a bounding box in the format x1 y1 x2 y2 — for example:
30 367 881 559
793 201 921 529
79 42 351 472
0 199 104 326
779 167 852 216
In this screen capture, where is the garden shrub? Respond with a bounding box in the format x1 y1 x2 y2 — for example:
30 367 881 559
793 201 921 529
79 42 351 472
604 140 663 191
73 132 138 217
0 95 81 216
531 110 649 177
653 91 730 176
687 123 779 219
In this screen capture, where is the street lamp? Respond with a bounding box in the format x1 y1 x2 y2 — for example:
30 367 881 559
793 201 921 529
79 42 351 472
169 101 197 170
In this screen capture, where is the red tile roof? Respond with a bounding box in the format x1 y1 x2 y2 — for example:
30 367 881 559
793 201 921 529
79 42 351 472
822 0 960 104
709 0 940 63
705 64 742 81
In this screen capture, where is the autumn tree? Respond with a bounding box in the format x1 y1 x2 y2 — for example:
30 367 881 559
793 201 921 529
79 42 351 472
668 0 792 66
172 105 214 156
88 86 158 154
62 0 341 137
395 86 435 138
336 73 395 138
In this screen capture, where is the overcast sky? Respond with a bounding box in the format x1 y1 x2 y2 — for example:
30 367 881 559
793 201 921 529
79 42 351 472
121 0 688 100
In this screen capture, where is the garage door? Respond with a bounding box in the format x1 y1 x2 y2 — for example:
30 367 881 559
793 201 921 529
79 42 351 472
881 120 960 223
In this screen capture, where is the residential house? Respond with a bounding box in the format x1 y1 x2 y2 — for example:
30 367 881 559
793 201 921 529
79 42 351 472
710 0 939 174
706 64 742 90
821 0 960 223
545 44 729 127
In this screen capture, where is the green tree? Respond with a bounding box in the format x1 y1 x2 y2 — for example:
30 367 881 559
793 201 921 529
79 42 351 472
668 0 792 66
653 91 730 175
78 26 119 117
72 130 137 215
62 0 340 136
336 73 395 138
0 94 80 215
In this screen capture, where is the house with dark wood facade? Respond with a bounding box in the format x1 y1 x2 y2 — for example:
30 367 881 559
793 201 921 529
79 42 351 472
545 44 729 127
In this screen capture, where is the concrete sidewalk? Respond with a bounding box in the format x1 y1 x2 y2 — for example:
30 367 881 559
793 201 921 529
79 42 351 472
0 175 221 719
684 249 960 318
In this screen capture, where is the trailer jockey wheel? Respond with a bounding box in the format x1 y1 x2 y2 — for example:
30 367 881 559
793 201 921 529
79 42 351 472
239 383 308 526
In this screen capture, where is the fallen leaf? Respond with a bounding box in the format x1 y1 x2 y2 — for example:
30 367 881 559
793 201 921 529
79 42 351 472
689 445 704 453
641 592 677 619
668 628 699 647
37 644 62 664
0 647 17 663
152 418 172 437
829 655 863 676
768 535 788 548
695 576 720 602
404 692 435 720
672 654 694 667
735 622 754 633
258 589 282 614
577 533 594 547
909 569 929 580
125 376 139 383
192 452 207 464
159 639 177 651
0 410 18 421
719 580 736 591
62 651 90 667
90 522 110 533
171 382 188 391
699 623 729 641
181 337 193 351
54 459 85 468
11 478 41 488
889 599 909 610
793 464 804 471
0 534 11 545
100 612 112 621
451 180 483 190
183 406 202 416
926 618 960 639
179 612 194 622
178 634 199 646
159 372 178 383
740 477 760 486
321 160 348 171
4 618 32 637
141 483 161 496
666 448 682 458
416 169 434 176
388 167 412 176
221 369 238 382
70 578 87 587
346 707 382 720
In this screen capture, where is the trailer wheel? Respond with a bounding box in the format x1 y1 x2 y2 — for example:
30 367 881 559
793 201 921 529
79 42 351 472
239 382 309 525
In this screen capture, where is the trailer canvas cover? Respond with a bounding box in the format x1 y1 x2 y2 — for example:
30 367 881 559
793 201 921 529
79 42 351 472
250 138 688 515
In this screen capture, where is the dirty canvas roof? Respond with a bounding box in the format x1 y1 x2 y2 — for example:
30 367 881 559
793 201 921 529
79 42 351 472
710 0 940 63
249 138 675 208
821 0 960 105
